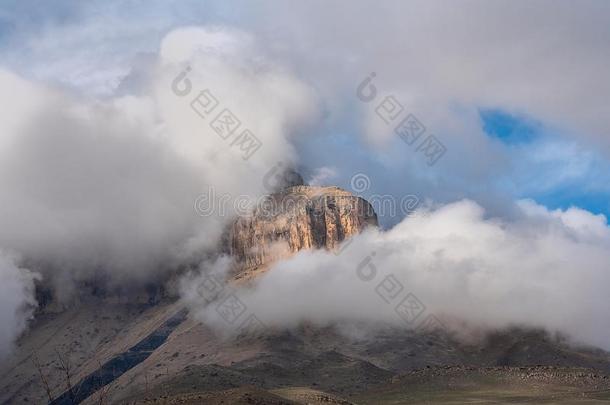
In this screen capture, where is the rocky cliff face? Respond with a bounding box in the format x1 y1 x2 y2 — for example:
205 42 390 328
229 185 378 277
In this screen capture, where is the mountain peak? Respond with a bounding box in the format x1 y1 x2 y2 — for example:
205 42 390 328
229 185 378 280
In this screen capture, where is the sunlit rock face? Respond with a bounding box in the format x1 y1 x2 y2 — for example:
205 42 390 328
229 184 378 278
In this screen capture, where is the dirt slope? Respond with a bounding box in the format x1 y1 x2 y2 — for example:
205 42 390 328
4 299 610 404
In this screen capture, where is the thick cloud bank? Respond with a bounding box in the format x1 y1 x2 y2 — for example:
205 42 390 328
0 27 317 294
184 200 610 350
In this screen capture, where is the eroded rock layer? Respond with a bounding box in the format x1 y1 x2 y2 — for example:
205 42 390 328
229 185 378 275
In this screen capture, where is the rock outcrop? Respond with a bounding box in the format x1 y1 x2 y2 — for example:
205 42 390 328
229 184 378 277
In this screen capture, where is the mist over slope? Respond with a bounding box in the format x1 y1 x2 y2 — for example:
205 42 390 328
0 252 38 357
184 198 610 350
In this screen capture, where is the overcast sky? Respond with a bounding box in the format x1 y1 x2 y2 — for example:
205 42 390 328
1 0 609 222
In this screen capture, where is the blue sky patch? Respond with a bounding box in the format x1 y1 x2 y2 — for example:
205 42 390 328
480 108 540 144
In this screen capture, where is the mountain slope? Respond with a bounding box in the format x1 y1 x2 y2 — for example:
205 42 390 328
3 184 610 404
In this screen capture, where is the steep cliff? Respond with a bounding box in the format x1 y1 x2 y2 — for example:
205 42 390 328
229 185 378 277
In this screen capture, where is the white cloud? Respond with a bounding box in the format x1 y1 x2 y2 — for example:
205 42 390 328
3 1 610 215
0 27 319 297
185 200 610 350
